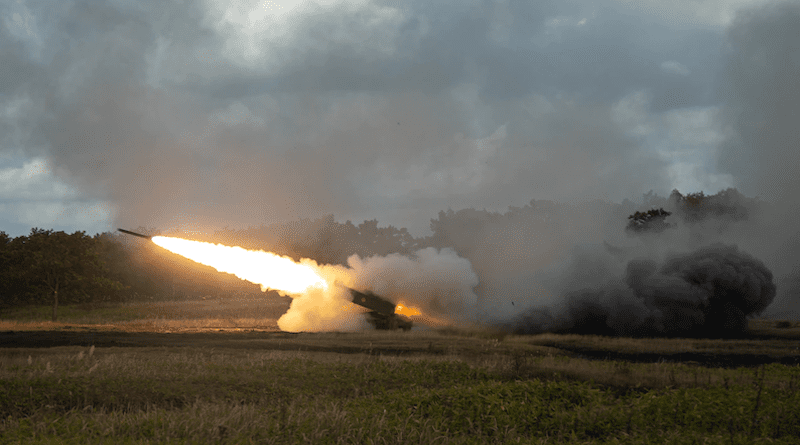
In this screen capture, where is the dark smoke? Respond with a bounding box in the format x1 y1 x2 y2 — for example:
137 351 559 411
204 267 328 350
508 244 776 337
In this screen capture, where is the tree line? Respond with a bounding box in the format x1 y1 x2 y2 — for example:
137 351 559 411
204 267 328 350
0 228 265 320
0 188 760 321
0 219 434 320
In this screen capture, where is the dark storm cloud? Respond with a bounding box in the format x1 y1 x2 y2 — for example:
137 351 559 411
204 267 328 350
0 17 48 158
196 0 552 96
6 0 696 234
196 1 721 109
474 4 723 108
0 23 41 97
0 0 770 227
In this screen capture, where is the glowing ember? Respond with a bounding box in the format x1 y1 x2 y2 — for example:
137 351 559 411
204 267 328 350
152 236 328 294
395 302 422 316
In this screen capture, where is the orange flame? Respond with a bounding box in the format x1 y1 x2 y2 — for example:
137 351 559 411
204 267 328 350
152 236 327 294
395 301 422 317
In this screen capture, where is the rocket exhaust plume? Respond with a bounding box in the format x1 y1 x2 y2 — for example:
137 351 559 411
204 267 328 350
138 235 459 332
152 236 329 295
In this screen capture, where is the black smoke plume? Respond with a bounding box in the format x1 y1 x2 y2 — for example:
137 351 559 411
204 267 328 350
508 244 776 337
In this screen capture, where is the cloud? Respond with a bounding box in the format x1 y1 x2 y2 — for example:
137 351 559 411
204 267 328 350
612 0 775 29
717 1 800 205
661 60 690 76
204 0 406 70
713 1 800 318
0 0 782 241
0 158 73 201
0 157 113 234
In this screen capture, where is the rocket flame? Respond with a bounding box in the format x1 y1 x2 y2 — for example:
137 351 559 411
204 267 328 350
148 236 476 332
152 236 328 294
395 302 422 316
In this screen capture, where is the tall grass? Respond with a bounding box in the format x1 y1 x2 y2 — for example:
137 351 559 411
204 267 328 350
2 346 798 444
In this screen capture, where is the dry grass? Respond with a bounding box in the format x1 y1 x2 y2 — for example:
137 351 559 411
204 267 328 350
2 345 799 444
483 354 800 392
0 295 289 332
529 331 800 359
0 318 282 333
2 338 795 395
123 295 289 320
749 318 800 337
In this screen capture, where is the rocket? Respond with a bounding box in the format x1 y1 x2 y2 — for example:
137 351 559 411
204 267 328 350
117 228 153 240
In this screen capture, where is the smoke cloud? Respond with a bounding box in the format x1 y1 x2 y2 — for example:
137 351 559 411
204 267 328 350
277 247 478 332
347 247 479 320
714 1 800 319
508 244 776 337
241 179 793 335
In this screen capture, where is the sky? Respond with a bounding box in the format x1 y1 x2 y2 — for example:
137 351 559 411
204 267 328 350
1 0 797 238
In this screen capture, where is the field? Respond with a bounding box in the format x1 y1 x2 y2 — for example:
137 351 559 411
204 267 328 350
1 297 799 444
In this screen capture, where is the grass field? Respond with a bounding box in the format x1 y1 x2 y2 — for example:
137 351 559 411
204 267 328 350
0 295 290 332
1 299 799 444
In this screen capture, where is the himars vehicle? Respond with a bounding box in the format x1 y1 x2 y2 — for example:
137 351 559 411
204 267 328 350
347 287 413 331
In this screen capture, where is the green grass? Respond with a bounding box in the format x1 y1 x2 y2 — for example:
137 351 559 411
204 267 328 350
1 346 799 444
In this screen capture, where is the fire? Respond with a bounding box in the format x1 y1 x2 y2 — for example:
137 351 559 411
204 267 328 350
151 236 328 294
395 301 422 317
149 235 443 332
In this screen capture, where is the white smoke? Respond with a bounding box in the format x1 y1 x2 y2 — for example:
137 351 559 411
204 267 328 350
276 247 479 332
348 247 479 318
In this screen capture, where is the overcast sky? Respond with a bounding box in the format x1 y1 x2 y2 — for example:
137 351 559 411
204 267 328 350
1 0 797 237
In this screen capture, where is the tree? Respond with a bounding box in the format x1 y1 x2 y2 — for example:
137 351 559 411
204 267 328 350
669 188 753 222
626 208 673 233
21 229 121 321
0 231 23 309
